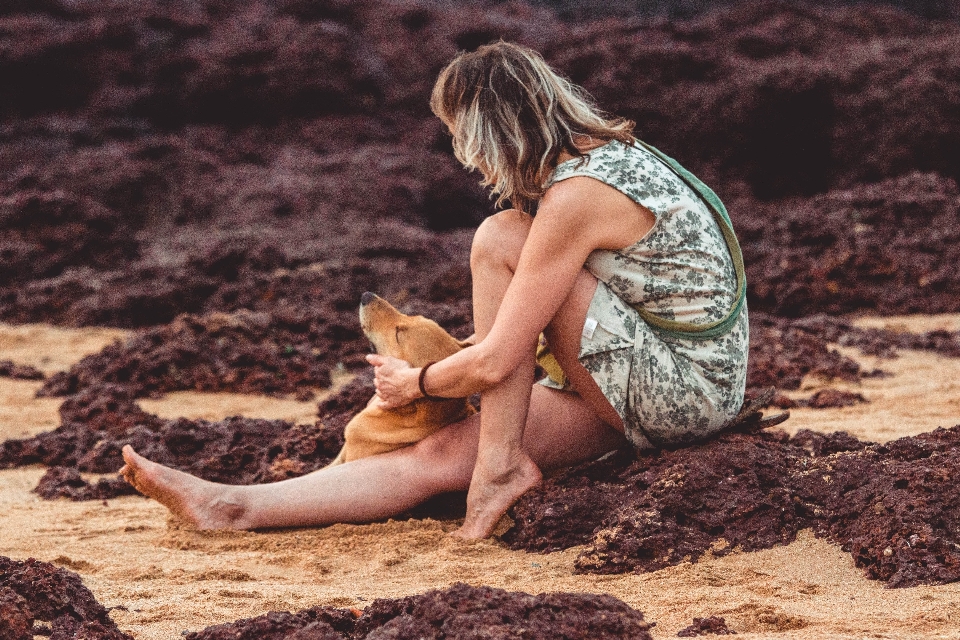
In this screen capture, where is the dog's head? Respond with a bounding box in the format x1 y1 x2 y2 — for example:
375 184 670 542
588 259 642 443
359 292 470 367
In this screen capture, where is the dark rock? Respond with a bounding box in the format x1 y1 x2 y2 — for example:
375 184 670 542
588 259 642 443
839 325 960 359
33 466 138 501
0 586 31 640
804 389 868 408
677 615 736 636
0 556 133 640
184 582 654 640
0 360 44 380
737 174 960 317
184 608 356 640
1 379 365 492
746 312 863 392
1 1 960 328
315 372 376 433
58 383 163 436
505 426 960 588
38 311 334 399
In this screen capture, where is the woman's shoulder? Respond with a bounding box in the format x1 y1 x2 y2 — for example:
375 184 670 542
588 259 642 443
555 138 630 166
551 139 656 180
551 139 665 193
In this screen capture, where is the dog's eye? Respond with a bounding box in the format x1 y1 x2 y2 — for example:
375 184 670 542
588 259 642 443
395 326 402 343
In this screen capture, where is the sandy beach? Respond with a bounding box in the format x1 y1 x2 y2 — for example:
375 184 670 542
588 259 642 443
2 316 960 639
3 1 960 637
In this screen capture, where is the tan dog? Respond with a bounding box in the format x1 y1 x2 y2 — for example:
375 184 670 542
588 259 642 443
325 292 476 467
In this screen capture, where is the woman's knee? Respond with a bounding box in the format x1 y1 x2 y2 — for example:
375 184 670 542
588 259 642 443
471 209 532 272
408 420 479 491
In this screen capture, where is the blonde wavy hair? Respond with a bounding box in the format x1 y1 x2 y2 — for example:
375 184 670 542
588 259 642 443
430 41 635 213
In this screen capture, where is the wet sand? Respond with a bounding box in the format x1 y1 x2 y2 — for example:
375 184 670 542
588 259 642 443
2 317 960 639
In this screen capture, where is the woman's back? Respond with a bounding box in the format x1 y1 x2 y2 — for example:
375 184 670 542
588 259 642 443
548 139 738 328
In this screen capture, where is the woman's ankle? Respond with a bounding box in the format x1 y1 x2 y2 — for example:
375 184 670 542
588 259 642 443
201 487 251 530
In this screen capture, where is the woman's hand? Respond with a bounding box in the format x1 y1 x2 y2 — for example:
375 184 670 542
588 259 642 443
366 354 421 409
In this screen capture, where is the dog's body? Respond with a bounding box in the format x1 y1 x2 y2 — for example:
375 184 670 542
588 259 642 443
325 293 475 467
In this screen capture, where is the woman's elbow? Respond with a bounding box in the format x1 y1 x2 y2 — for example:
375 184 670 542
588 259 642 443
473 347 525 389
475 356 508 388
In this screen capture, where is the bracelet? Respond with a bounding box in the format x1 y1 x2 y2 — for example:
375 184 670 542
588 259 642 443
418 362 444 401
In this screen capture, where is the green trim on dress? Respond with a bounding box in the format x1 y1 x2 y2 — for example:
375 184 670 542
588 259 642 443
631 140 747 341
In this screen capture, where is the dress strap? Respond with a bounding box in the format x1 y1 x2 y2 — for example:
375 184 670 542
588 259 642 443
631 140 747 341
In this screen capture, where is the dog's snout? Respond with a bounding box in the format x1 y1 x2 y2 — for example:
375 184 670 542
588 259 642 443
360 291 376 306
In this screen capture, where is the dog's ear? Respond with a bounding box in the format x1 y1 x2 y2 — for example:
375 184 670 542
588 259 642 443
456 336 475 349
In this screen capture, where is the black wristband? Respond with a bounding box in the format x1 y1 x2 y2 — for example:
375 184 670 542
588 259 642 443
417 362 444 401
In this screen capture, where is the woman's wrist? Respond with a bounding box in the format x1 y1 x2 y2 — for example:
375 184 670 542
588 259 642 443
417 362 444 401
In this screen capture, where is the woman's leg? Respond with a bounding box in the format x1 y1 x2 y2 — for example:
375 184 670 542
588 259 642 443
542 269 626 430
120 208 630 533
119 384 625 530
453 209 626 538
456 209 542 538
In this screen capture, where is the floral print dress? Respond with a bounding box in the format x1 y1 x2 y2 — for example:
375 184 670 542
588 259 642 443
540 139 749 450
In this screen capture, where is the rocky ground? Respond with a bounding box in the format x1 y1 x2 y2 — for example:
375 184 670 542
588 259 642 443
2 0 960 638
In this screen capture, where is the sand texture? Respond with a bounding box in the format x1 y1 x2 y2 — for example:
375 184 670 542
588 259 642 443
2 317 960 639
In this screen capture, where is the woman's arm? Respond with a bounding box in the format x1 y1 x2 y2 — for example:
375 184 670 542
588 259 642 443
371 176 653 408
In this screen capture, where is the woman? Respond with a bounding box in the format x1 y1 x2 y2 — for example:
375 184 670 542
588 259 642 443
120 42 748 540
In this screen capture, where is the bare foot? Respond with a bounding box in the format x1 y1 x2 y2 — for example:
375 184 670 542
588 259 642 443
120 445 246 530
453 450 542 540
